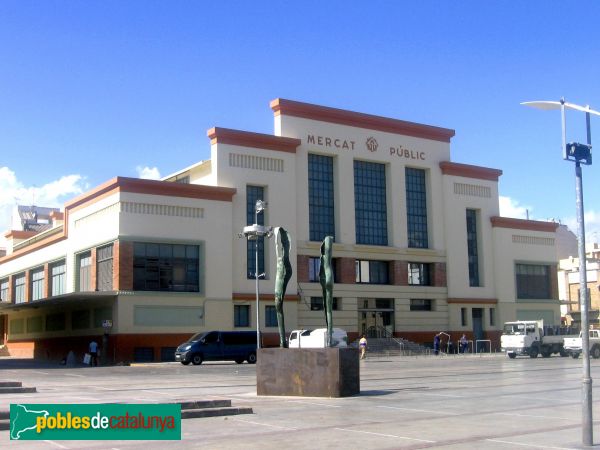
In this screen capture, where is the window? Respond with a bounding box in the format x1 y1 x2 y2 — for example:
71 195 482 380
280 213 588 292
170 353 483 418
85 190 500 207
247 185 265 279
46 312 66 331
516 264 551 299
406 167 428 248
77 251 92 292
50 260 66 296
408 263 431 286
466 209 480 286
30 267 44 301
308 154 335 242
133 243 199 292
97 244 113 291
356 260 389 284
410 299 433 311
489 307 496 326
265 305 277 327
310 297 339 311
354 160 387 245
234 305 250 327
0 278 9 302
13 273 25 304
461 307 468 326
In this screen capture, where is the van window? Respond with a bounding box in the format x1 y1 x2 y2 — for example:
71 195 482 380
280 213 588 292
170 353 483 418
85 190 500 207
223 333 255 345
203 332 219 343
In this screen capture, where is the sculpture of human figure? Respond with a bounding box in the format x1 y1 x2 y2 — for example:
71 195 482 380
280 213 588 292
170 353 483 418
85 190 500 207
319 236 334 347
273 227 292 348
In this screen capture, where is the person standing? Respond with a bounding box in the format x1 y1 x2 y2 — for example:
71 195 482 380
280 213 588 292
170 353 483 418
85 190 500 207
460 334 468 354
89 340 99 367
433 333 441 355
359 335 368 359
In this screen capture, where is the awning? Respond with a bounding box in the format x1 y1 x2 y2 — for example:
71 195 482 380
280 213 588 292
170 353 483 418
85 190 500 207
0 291 119 312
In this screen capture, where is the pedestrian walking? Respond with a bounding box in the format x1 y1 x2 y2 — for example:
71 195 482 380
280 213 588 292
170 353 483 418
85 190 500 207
433 333 441 355
359 335 368 359
89 340 99 367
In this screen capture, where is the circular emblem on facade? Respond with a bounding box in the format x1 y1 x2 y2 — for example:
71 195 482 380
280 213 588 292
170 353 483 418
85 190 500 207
366 137 378 152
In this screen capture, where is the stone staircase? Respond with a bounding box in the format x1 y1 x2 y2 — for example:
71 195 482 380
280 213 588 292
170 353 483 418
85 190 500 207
0 399 252 431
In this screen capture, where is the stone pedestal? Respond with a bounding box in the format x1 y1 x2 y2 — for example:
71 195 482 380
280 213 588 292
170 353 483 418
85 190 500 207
257 347 360 397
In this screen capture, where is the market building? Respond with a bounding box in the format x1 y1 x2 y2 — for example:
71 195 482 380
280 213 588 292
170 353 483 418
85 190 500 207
0 98 562 361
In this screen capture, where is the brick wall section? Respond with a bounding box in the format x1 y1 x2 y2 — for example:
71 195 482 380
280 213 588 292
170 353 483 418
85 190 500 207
433 262 447 287
90 247 97 291
7 274 13 303
43 263 51 298
117 241 134 290
338 258 356 284
24 271 30 303
390 260 408 286
296 255 310 282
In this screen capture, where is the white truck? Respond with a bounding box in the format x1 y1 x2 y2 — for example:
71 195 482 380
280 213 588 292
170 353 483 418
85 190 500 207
563 329 600 359
288 328 348 348
501 320 578 359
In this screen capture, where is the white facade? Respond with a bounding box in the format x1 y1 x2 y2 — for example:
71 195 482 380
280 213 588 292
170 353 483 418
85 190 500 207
0 98 562 361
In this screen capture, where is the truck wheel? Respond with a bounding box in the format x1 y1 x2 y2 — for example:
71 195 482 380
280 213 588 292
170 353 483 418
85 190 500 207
192 354 203 365
572 353 580 359
560 349 568 357
529 347 539 358
592 346 600 359
541 350 551 358
508 353 517 359
247 353 257 364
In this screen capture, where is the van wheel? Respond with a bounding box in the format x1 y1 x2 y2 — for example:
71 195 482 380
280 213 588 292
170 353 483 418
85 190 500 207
247 353 257 364
192 354 203 365
592 346 600 359
235 359 244 364
181 361 190 365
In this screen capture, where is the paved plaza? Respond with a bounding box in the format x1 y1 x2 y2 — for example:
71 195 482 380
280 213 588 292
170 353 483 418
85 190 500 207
1 353 600 449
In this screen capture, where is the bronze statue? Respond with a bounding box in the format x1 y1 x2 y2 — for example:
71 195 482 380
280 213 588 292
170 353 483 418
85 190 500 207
319 236 334 347
274 227 292 348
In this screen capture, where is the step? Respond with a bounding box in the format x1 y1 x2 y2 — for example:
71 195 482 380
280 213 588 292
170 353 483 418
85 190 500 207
181 406 253 419
0 382 22 388
180 399 231 410
0 387 36 394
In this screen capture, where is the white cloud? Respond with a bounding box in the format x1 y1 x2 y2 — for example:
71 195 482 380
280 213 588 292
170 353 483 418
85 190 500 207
499 196 532 219
0 166 87 244
136 166 161 180
563 210 600 245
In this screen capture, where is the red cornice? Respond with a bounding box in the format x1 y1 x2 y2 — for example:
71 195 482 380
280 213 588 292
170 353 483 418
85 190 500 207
447 298 498 305
207 127 301 153
65 177 237 211
491 217 559 232
270 98 456 143
439 161 503 181
4 230 38 240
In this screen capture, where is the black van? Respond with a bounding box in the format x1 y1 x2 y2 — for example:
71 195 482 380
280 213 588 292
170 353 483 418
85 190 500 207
174 331 257 365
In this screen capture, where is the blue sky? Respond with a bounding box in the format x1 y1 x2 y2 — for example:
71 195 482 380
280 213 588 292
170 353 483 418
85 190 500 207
1 2 600 242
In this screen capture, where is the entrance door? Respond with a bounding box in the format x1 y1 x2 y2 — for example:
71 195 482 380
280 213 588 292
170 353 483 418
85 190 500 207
472 308 484 350
358 299 394 338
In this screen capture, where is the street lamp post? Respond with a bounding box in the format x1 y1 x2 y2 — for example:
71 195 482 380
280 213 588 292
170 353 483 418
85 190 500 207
240 200 272 350
522 98 599 447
